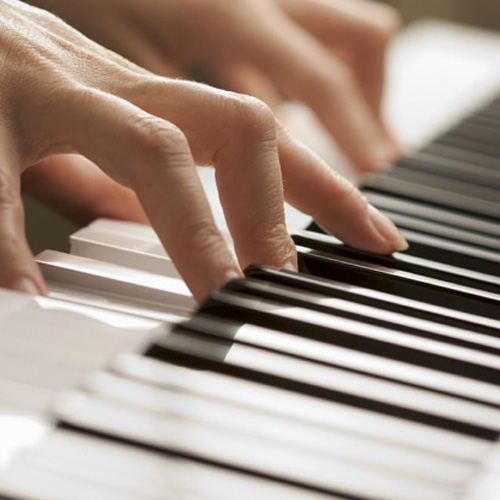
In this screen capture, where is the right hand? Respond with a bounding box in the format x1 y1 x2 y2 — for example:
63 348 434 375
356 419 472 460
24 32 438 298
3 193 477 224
0 0 407 301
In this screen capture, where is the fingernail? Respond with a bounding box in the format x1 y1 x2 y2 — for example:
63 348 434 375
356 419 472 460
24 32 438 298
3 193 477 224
224 269 242 284
11 277 40 296
283 260 298 273
368 205 408 252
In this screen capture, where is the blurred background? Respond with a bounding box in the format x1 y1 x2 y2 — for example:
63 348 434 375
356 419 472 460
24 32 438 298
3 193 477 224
24 0 500 255
389 0 500 31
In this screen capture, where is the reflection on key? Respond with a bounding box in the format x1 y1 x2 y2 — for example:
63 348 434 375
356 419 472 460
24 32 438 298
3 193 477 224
56 392 461 500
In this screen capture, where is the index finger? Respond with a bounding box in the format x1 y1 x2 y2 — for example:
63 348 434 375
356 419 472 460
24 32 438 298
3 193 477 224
48 87 240 301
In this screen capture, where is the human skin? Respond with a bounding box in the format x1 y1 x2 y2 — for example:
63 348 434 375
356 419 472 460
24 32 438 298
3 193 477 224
0 0 407 301
29 0 402 171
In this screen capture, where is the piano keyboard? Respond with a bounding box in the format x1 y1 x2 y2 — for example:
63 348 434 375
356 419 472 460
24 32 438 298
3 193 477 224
1 86 500 500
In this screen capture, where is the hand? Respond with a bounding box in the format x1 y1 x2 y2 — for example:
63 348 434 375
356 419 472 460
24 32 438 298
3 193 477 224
30 0 402 173
1 0 406 301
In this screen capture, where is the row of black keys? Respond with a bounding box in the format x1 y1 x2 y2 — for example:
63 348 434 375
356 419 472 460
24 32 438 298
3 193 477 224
55 95 500 500
363 96 500 229
149 234 500 438
56 253 500 500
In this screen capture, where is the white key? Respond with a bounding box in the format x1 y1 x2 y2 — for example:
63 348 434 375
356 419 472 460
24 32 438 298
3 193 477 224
56 392 460 500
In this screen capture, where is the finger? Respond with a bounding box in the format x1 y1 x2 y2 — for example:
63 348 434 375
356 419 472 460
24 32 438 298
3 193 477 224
0 142 45 295
232 6 399 171
212 100 297 271
280 0 400 114
120 80 297 273
22 155 149 226
277 123 407 253
50 86 239 301
121 75 397 256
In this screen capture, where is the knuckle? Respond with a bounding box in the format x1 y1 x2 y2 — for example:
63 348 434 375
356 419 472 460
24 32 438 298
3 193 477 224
61 85 102 110
247 217 294 262
1 231 22 257
336 176 368 215
251 219 288 247
229 95 277 142
184 221 225 257
130 116 190 163
322 169 364 209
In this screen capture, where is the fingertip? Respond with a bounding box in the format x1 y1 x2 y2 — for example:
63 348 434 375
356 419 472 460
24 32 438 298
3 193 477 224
223 268 244 286
361 141 401 173
283 259 298 273
367 204 408 253
10 277 45 296
384 140 405 166
193 267 243 304
395 237 410 253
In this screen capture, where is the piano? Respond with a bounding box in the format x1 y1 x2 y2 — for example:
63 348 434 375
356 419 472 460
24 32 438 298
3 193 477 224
1 20 500 500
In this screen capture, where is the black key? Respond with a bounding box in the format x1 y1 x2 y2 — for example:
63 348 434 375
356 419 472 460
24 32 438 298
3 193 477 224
180 301 500 408
224 278 500 356
422 142 500 172
438 132 500 159
446 122 500 149
292 231 500 295
295 247 500 320
394 152 500 188
466 113 500 131
481 101 500 119
197 292 500 384
364 192 500 239
379 167 500 205
245 265 500 336
310 209 500 255
363 175 500 222
398 229 500 275
173 316 500 425
382 211 500 255
146 324 500 440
